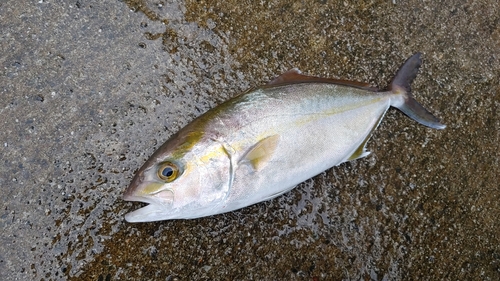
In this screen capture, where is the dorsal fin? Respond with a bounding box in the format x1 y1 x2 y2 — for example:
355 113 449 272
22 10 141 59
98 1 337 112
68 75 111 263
267 68 305 85
267 68 378 92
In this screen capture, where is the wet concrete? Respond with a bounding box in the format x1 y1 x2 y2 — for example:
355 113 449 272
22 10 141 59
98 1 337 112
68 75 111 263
0 0 498 280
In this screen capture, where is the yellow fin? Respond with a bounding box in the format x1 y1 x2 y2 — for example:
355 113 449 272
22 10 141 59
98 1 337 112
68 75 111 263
347 141 371 161
242 135 280 171
347 111 385 161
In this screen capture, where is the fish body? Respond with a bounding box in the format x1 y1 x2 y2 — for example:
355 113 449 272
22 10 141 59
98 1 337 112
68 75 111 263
123 53 445 222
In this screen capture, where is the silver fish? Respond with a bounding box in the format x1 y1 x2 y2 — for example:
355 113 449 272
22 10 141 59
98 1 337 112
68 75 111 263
123 53 445 222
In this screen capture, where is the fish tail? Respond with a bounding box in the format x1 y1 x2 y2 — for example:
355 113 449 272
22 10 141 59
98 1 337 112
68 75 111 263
389 53 446 129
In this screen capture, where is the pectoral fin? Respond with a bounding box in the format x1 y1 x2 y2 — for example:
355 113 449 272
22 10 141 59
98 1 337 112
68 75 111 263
241 135 280 171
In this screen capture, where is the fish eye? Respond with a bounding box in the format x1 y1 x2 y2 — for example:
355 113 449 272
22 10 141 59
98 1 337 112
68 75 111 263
157 162 179 182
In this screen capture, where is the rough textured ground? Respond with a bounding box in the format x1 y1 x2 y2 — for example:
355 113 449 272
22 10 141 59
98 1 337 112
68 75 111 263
1 0 499 280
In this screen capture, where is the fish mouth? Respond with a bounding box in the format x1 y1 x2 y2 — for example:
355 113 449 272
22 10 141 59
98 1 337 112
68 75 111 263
123 190 174 223
124 203 172 223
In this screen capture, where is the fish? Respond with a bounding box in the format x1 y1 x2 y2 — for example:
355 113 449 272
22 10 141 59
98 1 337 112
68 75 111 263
123 53 445 222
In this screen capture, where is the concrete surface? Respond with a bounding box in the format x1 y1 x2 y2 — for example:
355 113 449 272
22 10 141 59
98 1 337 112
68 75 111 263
1 0 498 280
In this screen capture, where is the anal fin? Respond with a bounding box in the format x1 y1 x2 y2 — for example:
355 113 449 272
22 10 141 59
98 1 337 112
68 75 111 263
347 111 386 161
347 139 371 161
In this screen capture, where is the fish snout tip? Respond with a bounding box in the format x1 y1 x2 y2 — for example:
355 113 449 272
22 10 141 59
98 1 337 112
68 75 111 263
122 184 137 201
122 182 145 202
123 169 147 200
122 192 139 202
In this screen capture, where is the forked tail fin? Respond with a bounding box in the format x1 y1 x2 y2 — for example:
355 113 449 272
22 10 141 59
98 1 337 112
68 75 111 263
389 53 446 129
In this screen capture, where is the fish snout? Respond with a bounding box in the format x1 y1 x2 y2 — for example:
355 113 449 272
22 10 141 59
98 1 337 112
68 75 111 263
122 170 147 200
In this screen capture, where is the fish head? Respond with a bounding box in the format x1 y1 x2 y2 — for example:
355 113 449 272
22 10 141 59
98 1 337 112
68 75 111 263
123 131 232 222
